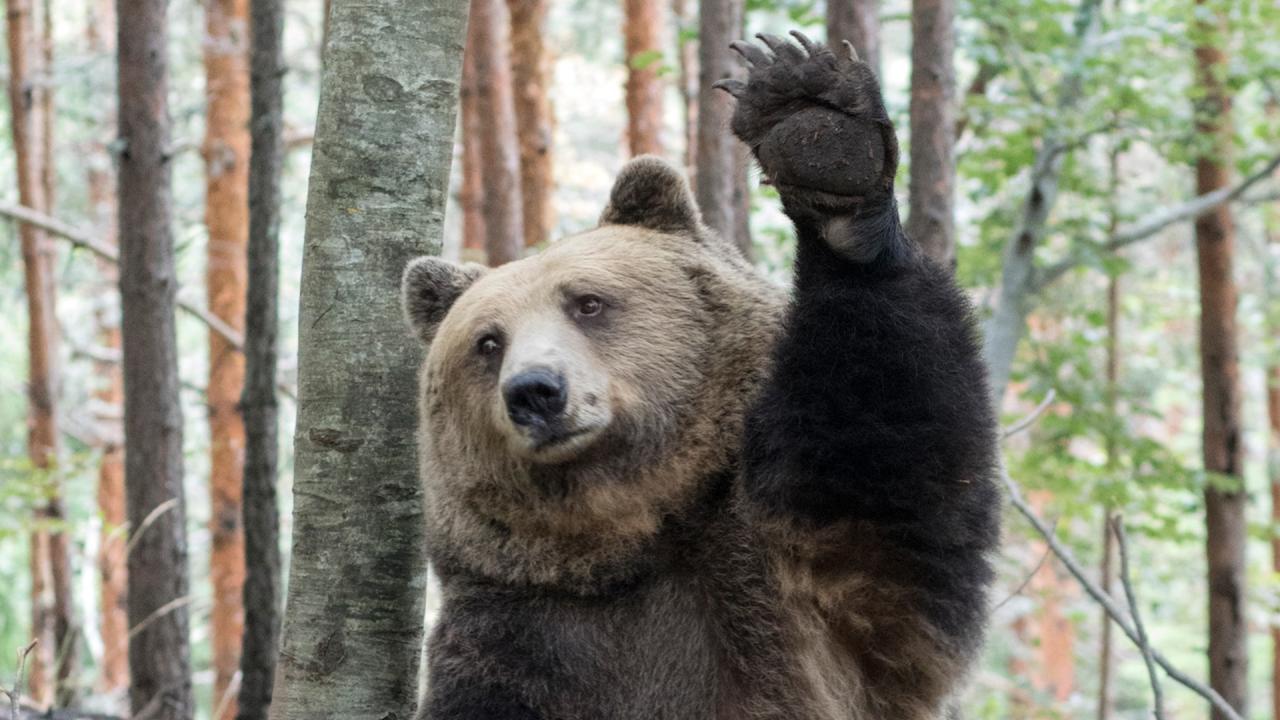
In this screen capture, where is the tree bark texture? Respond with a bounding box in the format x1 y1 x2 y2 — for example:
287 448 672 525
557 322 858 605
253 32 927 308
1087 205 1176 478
624 0 664 157
459 31 486 260
86 0 128 693
695 0 750 259
203 0 252 713
825 0 879 78
270 2 467 718
1192 6 1247 718
673 0 698 178
6 0 74 704
236 0 285 713
468 0 523 266
118 0 194 715
507 0 553 248
904 0 956 268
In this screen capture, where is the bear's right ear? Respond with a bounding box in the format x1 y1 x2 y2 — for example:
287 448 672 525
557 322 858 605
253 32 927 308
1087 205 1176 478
401 256 486 346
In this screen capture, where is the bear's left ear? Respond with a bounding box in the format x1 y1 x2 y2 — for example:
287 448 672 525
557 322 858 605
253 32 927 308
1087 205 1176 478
599 155 702 234
401 256 486 346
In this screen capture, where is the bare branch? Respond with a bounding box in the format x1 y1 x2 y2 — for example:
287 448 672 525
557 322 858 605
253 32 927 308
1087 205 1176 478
124 498 180 559
1112 517 1165 720
127 595 196 641
2 640 37 720
1002 389 1057 439
1037 150 1280 289
1001 469 1244 720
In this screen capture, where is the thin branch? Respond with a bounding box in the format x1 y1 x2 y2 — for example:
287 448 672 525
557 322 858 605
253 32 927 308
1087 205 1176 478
0 201 244 349
0 202 299 401
992 519 1058 610
1036 150 1280 289
124 498 179 559
1002 388 1057 439
2 641 37 720
1112 516 1165 720
1001 470 1244 720
127 596 195 641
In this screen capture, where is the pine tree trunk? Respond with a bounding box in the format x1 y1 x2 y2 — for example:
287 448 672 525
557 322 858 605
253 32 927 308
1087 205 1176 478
695 0 750 259
203 0 251 714
469 0 523 266
459 34 486 261
6 0 67 704
624 0 664 157
1192 5 1247 717
904 0 956 267
236 0 285 713
86 0 128 695
118 0 194 714
825 0 879 78
1096 145 1121 720
507 0 553 248
270 2 468 717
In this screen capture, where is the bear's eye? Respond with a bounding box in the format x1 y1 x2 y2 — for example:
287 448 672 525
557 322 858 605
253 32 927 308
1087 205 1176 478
476 334 502 357
575 295 603 318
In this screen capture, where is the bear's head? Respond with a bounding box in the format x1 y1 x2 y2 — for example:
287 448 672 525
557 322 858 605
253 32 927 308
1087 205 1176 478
402 157 783 590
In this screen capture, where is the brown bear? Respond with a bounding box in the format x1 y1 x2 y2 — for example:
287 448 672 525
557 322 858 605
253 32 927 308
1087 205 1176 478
402 32 998 720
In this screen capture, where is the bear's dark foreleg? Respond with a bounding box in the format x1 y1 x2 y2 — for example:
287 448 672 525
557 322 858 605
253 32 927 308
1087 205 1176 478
724 32 1001 706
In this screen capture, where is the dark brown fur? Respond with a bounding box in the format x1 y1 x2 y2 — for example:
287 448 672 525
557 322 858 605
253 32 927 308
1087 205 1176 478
403 33 998 720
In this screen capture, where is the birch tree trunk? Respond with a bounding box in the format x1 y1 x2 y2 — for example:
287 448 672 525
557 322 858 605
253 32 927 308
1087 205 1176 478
118 0 194 714
904 0 956 267
826 0 879 78
1192 6 1247 717
507 0 553 248
270 2 468 718
203 0 252 713
696 0 750 259
624 0 664 156
236 0 285 713
468 0 523 267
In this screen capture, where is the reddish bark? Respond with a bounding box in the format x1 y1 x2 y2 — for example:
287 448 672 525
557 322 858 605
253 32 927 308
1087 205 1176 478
507 0 554 248
624 0 664 157
87 0 128 693
468 0 524 266
459 34 486 261
202 0 251 713
1192 6 1247 718
6 0 73 703
1266 101 1280 720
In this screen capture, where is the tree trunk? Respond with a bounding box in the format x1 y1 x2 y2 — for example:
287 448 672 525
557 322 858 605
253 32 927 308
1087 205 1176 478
904 0 956 268
1192 5 1247 718
118 0 194 714
825 0 879 78
86 0 128 696
459 32 486 261
1096 144 1121 720
696 0 750 259
236 0 285 713
270 2 467 717
624 0 664 156
507 0 553 248
6 0 71 704
203 0 251 714
673 0 697 178
469 0 523 267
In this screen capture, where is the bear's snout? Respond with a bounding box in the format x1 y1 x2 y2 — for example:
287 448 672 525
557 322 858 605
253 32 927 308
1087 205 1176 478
503 367 569 430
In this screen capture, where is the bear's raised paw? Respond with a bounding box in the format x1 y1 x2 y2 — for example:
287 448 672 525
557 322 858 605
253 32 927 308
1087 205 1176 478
716 32 899 220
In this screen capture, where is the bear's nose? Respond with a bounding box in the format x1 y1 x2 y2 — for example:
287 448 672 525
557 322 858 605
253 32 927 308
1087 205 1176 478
503 368 568 427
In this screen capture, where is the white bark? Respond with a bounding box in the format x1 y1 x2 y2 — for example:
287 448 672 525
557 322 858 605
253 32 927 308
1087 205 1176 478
271 2 468 718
